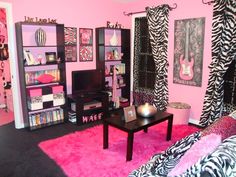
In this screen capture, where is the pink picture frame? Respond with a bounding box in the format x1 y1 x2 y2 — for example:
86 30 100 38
79 28 93 45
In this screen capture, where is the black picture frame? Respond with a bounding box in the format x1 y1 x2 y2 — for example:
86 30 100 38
64 27 77 62
79 28 93 62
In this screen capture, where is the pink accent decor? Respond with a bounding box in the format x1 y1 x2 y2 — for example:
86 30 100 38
201 116 236 140
39 122 198 177
27 88 42 97
50 85 63 94
168 133 221 176
112 67 117 102
36 74 55 84
0 109 14 126
166 102 191 125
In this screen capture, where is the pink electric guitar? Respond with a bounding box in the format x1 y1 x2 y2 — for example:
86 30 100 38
179 21 194 81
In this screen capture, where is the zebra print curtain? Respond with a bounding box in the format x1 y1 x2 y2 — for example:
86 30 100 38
133 17 155 106
146 5 170 111
200 0 236 127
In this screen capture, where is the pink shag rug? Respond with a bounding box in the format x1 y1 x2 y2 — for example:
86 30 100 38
39 122 199 177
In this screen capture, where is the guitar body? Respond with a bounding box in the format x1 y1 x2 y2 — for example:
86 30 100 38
179 54 194 80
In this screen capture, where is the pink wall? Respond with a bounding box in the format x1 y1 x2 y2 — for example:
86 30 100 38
0 0 130 94
2 0 213 123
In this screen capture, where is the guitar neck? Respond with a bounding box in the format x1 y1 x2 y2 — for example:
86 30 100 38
185 22 190 60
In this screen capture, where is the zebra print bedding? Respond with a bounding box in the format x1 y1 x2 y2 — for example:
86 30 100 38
128 132 201 176
178 135 236 177
129 133 236 177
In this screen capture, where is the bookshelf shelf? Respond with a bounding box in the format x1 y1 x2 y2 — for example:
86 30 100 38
105 59 123 62
28 106 61 114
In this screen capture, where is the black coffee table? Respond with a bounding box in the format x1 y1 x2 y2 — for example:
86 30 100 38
103 108 173 161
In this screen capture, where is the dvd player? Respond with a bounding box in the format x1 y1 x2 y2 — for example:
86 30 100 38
83 100 102 110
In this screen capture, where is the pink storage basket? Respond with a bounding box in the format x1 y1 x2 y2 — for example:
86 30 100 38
27 88 42 97
166 102 191 125
50 85 63 94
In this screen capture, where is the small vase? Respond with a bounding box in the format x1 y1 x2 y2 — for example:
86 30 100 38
40 56 47 64
35 28 46 46
110 30 118 46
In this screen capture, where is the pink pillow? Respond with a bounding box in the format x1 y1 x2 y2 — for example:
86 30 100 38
201 116 236 140
36 74 55 84
168 133 221 176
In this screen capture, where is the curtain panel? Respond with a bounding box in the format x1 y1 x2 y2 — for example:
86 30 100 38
146 5 170 111
200 0 236 127
133 17 155 106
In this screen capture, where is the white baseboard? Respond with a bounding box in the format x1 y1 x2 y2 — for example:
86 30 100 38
15 123 25 129
188 118 200 126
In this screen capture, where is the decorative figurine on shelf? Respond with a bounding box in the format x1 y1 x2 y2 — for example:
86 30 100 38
57 57 61 64
112 66 120 108
105 65 110 75
113 49 119 60
110 65 114 75
35 28 46 46
24 50 35 65
36 54 43 65
38 54 46 65
105 81 109 89
106 51 112 60
110 30 118 46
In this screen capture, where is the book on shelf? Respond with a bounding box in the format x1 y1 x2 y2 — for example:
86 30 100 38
29 108 64 127
59 109 64 120
53 111 57 122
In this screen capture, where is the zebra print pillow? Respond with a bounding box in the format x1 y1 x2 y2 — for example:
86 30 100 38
128 131 201 177
179 135 236 177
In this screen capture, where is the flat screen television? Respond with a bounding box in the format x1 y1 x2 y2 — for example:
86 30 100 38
72 69 104 94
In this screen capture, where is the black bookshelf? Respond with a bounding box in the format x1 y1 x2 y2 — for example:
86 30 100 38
15 22 67 130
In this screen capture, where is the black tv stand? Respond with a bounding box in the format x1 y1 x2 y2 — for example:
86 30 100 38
67 91 109 125
87 91 98 95
76 91 101 97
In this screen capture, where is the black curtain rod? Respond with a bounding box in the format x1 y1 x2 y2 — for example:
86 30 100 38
123 3 177 16
202 0 214 5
